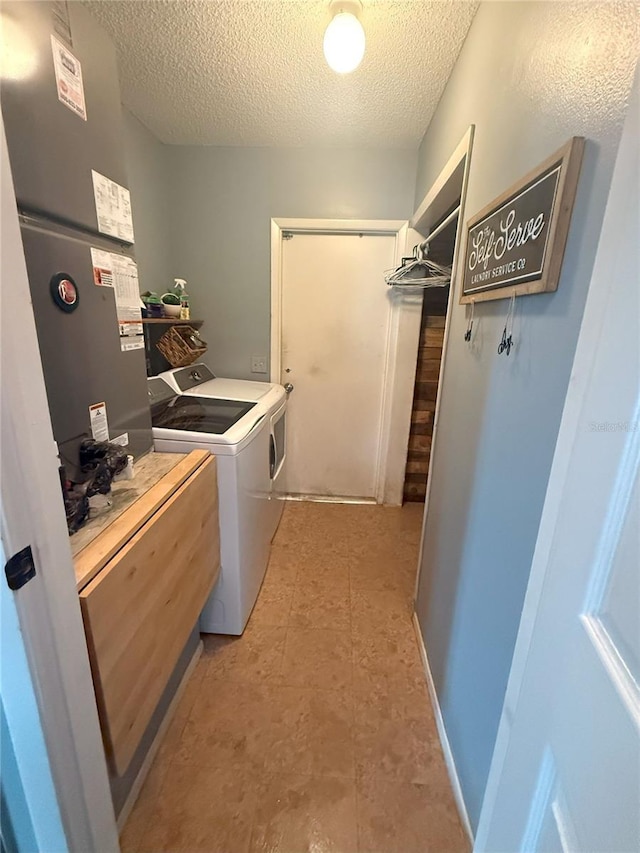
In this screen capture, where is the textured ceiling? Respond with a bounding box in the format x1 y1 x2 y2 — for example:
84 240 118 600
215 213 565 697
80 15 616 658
82 0 478 148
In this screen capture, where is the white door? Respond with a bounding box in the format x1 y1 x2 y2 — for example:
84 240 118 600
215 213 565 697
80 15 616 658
1 538 68 853
475 68 639 852
280 231 396 499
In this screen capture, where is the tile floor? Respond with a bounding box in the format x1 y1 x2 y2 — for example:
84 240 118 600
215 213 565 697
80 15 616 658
121 501 469 853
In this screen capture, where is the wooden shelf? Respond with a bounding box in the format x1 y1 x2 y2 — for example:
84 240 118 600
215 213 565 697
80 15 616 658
140 318 204 328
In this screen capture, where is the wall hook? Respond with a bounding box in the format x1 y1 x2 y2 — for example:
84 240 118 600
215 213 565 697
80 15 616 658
464 300 475 342
498 292 516 356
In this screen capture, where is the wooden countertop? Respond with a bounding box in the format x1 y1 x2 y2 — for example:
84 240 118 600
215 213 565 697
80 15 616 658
72 450 211 591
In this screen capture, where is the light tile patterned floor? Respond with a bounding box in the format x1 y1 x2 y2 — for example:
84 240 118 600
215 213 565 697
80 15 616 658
121 501 469 853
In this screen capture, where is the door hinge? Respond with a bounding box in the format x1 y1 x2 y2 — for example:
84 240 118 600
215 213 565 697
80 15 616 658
4 545 37 591
282 232 294 240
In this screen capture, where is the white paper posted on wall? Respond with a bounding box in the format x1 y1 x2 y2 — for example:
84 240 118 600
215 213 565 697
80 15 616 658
91 248 144 351
51 35 87 120
91 170 135 243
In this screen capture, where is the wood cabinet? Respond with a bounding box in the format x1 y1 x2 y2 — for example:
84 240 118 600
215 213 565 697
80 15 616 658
75 450 219 775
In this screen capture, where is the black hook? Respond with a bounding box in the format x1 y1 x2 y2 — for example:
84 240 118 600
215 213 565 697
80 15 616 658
498 327 513 356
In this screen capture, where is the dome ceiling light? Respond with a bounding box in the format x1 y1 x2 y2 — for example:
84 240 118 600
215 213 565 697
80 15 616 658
323 0 366 75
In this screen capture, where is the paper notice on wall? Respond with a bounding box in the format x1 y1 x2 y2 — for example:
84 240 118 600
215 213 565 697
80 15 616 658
90 248 144 351
89 402 109 441
51 35 86 120
91 170 135 243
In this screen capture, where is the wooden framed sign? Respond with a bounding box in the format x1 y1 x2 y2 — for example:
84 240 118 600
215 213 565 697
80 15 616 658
460 137 584 303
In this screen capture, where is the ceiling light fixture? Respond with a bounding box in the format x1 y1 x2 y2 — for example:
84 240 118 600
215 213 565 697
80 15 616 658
323 0 365 75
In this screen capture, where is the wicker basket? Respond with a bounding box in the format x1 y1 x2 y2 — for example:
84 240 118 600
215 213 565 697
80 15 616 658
156 325 207 368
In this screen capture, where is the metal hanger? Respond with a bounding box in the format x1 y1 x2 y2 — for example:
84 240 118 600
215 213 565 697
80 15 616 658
385 242 451 289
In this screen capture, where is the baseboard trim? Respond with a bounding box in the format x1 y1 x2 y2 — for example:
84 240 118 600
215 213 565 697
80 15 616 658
412 612 474 844
283 494 376 505
116 639 203 831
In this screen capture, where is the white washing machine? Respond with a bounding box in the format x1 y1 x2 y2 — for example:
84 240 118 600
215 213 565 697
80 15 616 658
147 374 287 635
159 364 287 535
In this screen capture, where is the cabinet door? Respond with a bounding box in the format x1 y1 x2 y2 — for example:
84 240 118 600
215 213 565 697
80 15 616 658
80 457 219 775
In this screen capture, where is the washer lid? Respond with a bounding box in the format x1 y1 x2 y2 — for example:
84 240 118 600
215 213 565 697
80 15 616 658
150 395 257 435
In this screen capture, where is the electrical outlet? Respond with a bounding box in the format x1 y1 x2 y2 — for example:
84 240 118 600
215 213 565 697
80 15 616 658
251 355 268 374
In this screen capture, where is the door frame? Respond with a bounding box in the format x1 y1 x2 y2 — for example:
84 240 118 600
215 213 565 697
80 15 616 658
409 126 475 839
413 124 474 577
1 122 119 851
270 217 412 505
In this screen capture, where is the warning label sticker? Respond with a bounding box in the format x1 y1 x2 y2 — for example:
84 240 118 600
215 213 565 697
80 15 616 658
89 402 109 442
90 248 144 351
51 35 86 121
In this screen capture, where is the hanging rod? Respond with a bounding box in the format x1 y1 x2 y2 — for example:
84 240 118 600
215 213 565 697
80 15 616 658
419 204 461 249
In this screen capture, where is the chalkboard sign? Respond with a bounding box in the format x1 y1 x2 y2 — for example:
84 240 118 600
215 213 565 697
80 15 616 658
460 137 584 303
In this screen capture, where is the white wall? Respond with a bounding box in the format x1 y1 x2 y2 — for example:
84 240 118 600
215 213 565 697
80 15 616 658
413 0 639 830
165 145 418 379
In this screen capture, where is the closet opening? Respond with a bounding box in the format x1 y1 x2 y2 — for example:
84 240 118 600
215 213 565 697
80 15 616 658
403 208 459 502
400 126 474 505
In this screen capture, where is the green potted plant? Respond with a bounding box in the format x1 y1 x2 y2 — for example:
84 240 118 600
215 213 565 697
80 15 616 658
161 291 181 318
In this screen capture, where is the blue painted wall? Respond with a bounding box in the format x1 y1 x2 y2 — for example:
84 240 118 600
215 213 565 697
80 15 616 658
165 145 417 379
413 1 639 830
122 109 173 296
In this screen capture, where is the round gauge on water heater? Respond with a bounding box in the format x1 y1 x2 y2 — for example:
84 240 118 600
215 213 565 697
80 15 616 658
50 272 79 313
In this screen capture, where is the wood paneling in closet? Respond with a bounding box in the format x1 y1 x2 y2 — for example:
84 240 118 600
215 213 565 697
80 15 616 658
403 287 448 502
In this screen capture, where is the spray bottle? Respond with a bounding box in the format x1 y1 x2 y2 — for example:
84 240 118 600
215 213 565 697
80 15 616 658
173 278 190 320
